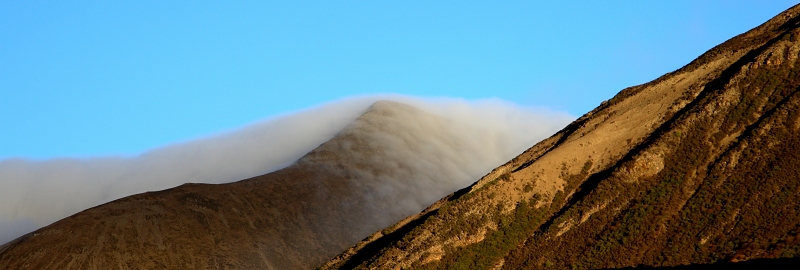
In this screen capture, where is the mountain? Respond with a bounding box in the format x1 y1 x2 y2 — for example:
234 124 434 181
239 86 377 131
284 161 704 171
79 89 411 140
0 101 515 269
321 5 800 269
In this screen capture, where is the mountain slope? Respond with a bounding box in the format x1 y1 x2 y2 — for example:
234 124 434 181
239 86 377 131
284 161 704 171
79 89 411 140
0 101 512 269
322 4 800 269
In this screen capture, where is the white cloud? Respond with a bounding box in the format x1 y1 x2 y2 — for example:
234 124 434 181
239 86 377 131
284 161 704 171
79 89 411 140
0 95 574 245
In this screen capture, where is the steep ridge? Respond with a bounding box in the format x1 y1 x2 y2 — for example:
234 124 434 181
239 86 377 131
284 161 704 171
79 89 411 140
321 4 800 269
0 101 509 269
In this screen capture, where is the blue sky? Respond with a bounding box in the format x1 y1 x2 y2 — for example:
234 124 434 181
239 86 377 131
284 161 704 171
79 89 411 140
1 1 796 159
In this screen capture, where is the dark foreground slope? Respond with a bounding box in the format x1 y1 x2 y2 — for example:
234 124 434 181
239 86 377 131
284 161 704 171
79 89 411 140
322 4 800 269
0 101 491 269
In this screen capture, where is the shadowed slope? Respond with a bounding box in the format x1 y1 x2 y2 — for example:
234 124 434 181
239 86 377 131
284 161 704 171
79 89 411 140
321 4 800 269
0 101 519 269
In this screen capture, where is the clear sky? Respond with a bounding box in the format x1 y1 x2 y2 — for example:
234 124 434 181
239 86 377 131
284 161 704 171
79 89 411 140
1 1 797 159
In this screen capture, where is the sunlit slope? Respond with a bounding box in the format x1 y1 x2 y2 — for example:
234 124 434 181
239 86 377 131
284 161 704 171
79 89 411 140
322 4 800 269
0 101 540 270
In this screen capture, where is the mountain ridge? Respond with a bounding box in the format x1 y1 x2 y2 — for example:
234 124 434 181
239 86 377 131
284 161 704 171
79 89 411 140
320 4 800 269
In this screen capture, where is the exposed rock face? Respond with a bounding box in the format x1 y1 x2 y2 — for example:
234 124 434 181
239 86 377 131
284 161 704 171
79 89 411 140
322 4 800 269
0 101 511 269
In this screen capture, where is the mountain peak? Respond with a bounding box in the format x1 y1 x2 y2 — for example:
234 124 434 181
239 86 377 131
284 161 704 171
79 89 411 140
367 99 414 110
0 100 521 270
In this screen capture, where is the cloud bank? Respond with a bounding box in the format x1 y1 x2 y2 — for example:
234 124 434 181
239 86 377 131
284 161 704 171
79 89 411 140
0 95 574 245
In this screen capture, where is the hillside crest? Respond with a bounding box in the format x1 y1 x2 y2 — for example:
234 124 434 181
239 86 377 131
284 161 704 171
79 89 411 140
321 4 800 269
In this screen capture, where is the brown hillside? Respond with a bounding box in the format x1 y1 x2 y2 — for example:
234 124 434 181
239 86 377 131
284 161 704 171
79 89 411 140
0 101 490 270
321 4 800 270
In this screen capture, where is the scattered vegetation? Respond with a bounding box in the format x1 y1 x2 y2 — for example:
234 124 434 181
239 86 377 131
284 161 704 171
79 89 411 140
415 195 546 270
499 46 800 269
333 14 800 269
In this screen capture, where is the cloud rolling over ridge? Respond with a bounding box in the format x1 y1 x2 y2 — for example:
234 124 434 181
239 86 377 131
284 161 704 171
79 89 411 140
0 95 574 245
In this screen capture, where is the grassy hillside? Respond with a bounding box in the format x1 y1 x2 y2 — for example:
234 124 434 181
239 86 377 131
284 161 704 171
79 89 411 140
322 4 800 269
